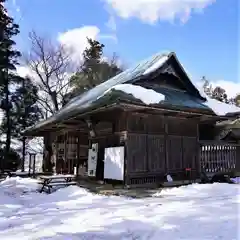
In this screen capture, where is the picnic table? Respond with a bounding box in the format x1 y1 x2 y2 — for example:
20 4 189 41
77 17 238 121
39 174 77 193
9 171 30 177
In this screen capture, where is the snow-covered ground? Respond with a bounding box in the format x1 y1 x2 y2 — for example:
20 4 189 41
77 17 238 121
0 177 239 240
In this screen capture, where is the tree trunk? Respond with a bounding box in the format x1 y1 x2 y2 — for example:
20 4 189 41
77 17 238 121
21 78 26 172
50 91 59 112
21 137 26 172
4 71 11 171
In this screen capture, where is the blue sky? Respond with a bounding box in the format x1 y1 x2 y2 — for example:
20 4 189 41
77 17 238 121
6 0 239 96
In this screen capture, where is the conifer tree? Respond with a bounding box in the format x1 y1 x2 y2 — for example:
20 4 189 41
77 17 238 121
0 0 21 170
66 38 122 102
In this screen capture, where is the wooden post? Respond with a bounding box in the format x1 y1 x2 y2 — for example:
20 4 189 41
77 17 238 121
164 116 169 173
32 154 36 177
54 134 58 174
236 145 240 173
21 136 26 172
77 135 80 176
196 122 200 178
28 154 32 177
63 131 68 174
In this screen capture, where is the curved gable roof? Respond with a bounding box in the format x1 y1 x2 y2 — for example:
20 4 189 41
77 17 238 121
25 52 207 133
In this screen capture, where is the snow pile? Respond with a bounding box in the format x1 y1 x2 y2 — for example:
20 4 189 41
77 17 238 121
0 177 40 196
104 83 165 105
157 182 238 199
231 177 240 184
0 178 239 240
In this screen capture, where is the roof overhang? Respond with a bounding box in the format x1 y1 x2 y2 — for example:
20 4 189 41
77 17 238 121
24 103 122 136
23 51 240 136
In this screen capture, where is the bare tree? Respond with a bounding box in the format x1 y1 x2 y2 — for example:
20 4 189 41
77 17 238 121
202 76 240 106
25 31 74 116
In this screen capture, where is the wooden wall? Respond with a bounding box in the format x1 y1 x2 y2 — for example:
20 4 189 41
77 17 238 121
44 113 126 178
90 120 125 180
43 110 239 185
43 130 89 174
125 113 199 186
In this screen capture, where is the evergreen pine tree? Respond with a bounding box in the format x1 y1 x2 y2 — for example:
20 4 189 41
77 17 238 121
66 38 122 103
0 0 21 170
1 76 41 170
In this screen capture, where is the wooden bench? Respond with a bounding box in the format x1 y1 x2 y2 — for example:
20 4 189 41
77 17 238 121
39 174 77 194
39 181 77 194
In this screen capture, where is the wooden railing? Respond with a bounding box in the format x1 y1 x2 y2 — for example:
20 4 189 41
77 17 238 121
200 141 239 173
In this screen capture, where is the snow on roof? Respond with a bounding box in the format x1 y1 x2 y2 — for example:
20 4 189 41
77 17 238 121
203 97 240 116
216 118 240 128
103 84 165 105
195 82 240 116
143 55 169 75
25 52 173 132
25 51 240 134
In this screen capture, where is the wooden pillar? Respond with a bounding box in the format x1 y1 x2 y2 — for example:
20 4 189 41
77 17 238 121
76 136 80 176
236 145 240 172
28 153 32 177
21 136 26 172
164 116 169 173
118 112 128 186
196 122 201 178
32 154 36 177
52 135 57 174
64 132 68 173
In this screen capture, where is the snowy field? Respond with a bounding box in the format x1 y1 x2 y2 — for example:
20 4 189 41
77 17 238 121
0 177 239 240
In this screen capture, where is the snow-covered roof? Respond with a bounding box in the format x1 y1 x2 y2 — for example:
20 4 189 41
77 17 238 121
216 118 240 129
195 84 240 116
203 97 240 116
25 51 240 134
25 52 176 133
102 84 165 105
101 83 211 111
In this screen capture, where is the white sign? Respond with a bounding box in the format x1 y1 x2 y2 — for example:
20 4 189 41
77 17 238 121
104 147 124 181
88 146 98 177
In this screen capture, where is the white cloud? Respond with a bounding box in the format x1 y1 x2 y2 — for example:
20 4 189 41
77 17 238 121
104 3 118 43
58 25 118 63
57 26 101 63
17 25 106 80
104 15 118 43
103 0 216 24
106 15 117 32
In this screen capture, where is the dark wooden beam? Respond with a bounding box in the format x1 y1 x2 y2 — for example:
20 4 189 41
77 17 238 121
119 102 216 118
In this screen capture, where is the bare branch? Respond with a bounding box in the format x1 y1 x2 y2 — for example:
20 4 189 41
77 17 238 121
24 30 75 117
